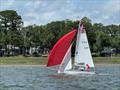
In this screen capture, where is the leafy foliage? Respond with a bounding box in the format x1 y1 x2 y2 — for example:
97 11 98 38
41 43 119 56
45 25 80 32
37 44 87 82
0 10 120 56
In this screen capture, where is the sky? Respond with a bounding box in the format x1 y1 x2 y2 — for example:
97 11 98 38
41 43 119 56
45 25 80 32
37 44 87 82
0 0 120 26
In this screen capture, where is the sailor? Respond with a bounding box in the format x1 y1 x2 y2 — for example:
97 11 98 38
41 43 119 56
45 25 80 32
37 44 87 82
86 64 90 71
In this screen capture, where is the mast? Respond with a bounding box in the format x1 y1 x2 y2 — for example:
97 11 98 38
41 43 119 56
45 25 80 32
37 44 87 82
74 21 83 65
74 21 95 71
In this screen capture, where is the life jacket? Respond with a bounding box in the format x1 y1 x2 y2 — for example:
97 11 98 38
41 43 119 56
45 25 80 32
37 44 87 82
86 64 90 71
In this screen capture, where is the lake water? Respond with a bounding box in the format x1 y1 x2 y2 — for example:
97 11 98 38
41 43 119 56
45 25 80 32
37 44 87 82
0 64 120 90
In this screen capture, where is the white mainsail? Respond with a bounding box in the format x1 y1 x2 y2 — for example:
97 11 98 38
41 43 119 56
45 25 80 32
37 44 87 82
74 23 94 71
58 45 72 73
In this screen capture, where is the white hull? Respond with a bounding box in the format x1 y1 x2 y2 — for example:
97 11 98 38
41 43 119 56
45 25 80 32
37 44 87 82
62 70 95 75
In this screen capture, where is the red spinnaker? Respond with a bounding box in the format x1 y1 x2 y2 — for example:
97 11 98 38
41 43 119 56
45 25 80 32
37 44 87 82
47 29 77 67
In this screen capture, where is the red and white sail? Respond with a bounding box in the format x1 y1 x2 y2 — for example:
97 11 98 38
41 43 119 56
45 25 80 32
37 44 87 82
47 29 77 67
58 44 72 73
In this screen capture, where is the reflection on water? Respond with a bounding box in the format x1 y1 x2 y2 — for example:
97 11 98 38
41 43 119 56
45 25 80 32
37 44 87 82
0 64 120 90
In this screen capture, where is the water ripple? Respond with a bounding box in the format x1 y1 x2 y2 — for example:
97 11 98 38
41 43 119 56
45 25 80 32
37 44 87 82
0 64 120 90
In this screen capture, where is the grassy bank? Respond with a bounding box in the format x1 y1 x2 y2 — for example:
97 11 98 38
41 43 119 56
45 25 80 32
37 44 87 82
93 57 120 63
0 56 120 65
0 56 47 65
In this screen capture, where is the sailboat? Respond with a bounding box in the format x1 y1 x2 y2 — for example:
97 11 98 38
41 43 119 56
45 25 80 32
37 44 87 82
47 21 95 75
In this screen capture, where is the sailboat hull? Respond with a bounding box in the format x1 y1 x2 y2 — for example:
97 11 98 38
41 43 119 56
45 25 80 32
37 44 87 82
63 70 95 75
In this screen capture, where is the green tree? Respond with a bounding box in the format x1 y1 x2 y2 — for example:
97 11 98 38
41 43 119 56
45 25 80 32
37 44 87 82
0 10 23 55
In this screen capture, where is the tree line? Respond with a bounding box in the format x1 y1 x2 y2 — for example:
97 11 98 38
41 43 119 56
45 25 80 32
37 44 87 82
0 10 120 57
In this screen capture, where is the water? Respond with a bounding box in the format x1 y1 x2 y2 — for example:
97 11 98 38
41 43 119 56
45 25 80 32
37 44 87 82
0 64 120 90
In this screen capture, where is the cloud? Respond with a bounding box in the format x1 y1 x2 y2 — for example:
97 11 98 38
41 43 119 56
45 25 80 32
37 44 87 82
35 0 42 5
100 0 120 25
87 0 120 25
25 11 39 20
103 0 120 14
1 0 15 6
25 0 42 9
24 10 40 26
42 11 56 20
0 0 15 10
102 15 110 20
1 0 119 26
24 21 31 27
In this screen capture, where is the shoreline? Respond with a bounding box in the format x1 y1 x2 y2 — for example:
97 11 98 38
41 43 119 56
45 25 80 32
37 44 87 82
0 64 46 67
0 63 119 67
0 57 120 65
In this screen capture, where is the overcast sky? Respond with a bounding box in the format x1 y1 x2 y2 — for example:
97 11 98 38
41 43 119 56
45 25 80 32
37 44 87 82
0 0 120 26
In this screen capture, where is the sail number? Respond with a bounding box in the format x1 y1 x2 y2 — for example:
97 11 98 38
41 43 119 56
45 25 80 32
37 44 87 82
82 41 87 43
